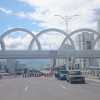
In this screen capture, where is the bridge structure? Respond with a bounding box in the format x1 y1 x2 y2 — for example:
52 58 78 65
0 27 100 69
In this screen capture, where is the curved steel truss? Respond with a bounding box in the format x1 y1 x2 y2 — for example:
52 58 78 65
0 27 100 51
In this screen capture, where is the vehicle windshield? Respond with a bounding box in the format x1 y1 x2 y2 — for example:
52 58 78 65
69 71 82 75
59 70 67 74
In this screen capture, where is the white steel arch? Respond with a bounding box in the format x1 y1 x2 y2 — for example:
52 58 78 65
29 28 75 50
93 35 100 48
0 28 100 51
0 28 41 50
60 28 100 49
0 39 5 50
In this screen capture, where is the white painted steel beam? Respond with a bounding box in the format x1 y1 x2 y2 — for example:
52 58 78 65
0 50 100 59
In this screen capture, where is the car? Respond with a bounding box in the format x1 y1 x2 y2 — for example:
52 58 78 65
55 70 67 80
58 70 68 80
54 65 68 80
16 70 24 75
66 70 85 84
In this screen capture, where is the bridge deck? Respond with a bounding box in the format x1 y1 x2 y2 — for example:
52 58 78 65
0 50 100 59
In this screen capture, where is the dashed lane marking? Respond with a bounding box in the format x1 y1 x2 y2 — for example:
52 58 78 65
59 84 66 89
25 86 29 92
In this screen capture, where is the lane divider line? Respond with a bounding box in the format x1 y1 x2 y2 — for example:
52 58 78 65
59 84 66 89
25 86 29 92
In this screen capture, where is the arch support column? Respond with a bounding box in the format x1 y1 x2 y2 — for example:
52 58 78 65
52 57 56 71
7 58 17 73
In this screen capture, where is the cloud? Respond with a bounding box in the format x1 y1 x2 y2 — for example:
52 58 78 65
0 7 13 14
38 32 65 50
17 0 100 31
2 29 66 50
1 0 100 30
0 6 33 20
4 34 33 50
1 0 100 50
16 0 100 50
13 12 28 19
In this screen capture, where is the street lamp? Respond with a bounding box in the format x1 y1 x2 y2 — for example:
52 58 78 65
54 14 79 69
54 14 79 33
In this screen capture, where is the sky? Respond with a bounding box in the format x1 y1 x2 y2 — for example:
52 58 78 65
0 0 100 50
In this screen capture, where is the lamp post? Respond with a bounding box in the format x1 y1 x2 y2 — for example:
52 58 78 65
54 14 79 33
54 14 79 70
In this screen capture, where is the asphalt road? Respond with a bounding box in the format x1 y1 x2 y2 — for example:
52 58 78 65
0 77 100 100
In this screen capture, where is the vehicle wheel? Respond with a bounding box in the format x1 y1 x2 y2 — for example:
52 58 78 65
66 79 69 82
82 80 85 84
69 80 72 84
0 75 2 79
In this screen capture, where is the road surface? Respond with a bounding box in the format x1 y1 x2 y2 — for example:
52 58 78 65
0 77 100 100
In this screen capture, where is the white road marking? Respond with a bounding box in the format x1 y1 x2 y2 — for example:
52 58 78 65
59 84 66 89
25 86 29 92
